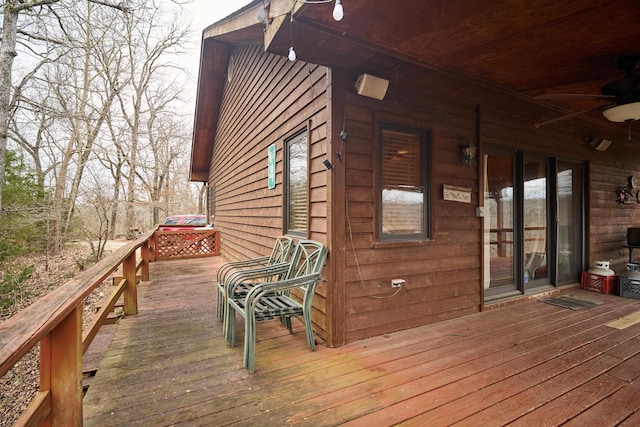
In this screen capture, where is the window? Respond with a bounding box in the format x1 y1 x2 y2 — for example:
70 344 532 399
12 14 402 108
379 122 431 240
285 130 308 236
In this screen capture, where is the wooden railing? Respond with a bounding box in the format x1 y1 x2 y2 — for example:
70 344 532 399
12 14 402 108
152 226 220 260
489 226 546 256
0 231 154 426
0 226 221 426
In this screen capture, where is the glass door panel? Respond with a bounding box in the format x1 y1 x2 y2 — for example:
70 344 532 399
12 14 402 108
484 152 517 296
557 161 583 283
523 155 549 289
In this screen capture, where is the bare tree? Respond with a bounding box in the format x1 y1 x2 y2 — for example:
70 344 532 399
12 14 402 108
112 0 190 233
0 0 127 212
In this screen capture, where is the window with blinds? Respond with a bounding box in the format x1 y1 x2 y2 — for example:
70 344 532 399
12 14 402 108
285 130 308 236
379 123 430 240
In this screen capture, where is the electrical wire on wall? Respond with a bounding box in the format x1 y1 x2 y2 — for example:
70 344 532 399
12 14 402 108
345 194 404 300
304 63 334 170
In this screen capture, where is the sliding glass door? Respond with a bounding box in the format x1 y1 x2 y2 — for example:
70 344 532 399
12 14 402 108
557 161 584 283
483 148 583 300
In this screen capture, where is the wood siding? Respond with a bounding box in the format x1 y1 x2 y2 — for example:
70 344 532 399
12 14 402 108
336 64 640 344
208 44 331 341
208 48 640 348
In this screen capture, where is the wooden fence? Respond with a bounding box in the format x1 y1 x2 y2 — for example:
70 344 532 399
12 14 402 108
152 227 220 260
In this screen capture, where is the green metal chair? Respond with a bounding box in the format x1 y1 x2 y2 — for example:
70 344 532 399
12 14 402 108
224 240 328 373
215 236 296 319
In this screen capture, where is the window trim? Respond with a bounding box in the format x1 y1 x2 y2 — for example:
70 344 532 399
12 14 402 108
209 185 215 221
377 121 432 242
284 128 309 237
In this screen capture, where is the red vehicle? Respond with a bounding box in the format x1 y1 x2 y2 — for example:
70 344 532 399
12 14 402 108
160 214 208 231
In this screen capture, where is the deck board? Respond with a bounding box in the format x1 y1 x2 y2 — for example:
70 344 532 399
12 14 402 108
83 257 640 426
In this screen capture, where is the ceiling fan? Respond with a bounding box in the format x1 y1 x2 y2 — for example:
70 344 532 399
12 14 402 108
535 55 640 129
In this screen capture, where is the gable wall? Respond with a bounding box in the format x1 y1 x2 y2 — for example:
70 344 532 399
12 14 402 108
209 44 332 340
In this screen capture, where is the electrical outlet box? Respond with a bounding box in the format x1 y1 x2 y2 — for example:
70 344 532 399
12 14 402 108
391 279 405 288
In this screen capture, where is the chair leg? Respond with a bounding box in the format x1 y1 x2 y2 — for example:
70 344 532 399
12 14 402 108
244 310 257 373
281 316 292 332
216 285 224 319
303 309 316 351
224 304 236 347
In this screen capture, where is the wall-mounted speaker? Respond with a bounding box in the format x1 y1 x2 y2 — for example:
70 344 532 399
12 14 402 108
588 137 612 151
355 73 389 100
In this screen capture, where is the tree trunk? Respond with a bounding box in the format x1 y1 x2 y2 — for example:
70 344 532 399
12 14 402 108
0 4 20 212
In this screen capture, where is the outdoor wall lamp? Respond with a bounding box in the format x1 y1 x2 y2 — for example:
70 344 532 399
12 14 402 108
460 143 477 164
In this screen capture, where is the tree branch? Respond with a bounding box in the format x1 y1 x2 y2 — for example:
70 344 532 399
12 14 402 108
88 0 131 13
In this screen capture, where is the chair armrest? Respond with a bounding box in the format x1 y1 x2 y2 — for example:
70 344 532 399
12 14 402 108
216 256 271 283
225 262 293 296
245 273 323 302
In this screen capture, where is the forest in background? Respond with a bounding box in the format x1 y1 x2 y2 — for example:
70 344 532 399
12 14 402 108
0 0 205 265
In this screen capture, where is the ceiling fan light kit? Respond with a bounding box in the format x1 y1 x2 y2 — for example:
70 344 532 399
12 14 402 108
602 102 640 122
536 55 640 133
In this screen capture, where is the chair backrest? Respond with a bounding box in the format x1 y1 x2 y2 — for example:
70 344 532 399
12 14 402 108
286 240 328 284
267 236 297 265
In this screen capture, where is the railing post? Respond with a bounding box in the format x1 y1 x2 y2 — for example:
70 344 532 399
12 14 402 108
123 251 138 315
213 230 220 256
140 238 150 281
151 231 158 261
39 305 82 426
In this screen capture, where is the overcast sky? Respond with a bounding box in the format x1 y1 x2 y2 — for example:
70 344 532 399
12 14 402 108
185 0 254 42
182 1 254 101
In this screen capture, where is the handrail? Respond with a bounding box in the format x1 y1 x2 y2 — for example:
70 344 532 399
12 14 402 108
0 230 155 426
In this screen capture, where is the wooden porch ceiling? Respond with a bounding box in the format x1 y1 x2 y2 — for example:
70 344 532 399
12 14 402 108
191 0 640 180
82 257 640 425
280 0 640 131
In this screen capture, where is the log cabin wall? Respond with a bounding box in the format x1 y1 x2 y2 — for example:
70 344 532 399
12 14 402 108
208 44 332 341
337 65 481 344
334 63 640 345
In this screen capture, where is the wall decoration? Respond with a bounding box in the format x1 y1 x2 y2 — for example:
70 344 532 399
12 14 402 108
617 176 640 204
443 184 472 203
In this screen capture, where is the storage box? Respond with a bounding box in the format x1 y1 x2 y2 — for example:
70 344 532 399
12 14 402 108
581 271 618 294
620 276 640 299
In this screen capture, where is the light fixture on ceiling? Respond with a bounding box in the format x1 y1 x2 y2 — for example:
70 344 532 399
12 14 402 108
288 1 345 62
602 102 640 141
602 102 640 122
333 0 344 21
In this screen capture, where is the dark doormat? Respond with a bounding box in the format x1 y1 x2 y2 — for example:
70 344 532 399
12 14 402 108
540 294 604 310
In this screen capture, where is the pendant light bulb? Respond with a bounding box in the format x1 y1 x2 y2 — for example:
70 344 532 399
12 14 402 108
288 46 296 61
332 0 343 21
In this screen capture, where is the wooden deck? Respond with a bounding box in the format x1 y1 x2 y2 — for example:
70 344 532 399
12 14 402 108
82 257 640 426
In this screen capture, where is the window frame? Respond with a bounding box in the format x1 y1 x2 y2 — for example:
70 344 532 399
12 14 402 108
209 185 215 221
377 121 432 242
284 129 309 237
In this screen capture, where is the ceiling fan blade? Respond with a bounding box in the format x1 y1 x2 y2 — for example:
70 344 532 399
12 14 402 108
534 106 606 128
535 93 616 101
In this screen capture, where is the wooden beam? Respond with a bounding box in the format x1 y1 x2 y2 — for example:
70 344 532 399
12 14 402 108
264 14 288 54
